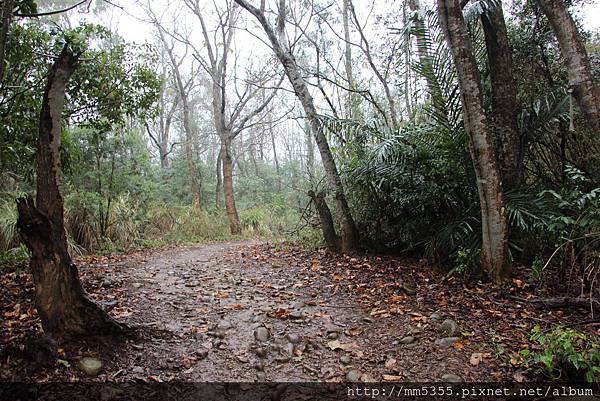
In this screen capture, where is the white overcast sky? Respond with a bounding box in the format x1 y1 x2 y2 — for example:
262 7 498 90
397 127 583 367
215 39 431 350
52 0 600 47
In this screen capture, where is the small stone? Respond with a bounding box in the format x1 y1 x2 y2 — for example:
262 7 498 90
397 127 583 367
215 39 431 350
275 355 291 363
363 317 374 323
287 333 300 344
403 283 417 295
254 347 267 358
131 366 144 374
289 310 303 320
254 327 270 342
340 355 351 365
327 332 339 340
324 322 342 333
283 343 295 356
217 320 233 330
253 361 265 371
439 319 459 337
441 373 462 383
195 349 209 360
400 336 415 344
360 373 377 382
346 370 362 381
435 337 461 347
79 357 102 376
429 312 442 322
102 279 115 288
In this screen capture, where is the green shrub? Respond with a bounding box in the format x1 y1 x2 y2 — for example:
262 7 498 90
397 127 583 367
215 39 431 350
447 246 481 278
520 325 600 383
0 198 19 252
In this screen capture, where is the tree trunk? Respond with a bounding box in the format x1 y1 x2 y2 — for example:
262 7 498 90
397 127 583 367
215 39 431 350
437 0 510 283
536 0 600 135
409 0 438 99
269 123 281 190
156 26 202 208
342 0 361 120
222 138 241 235
481 3 523 189
0 0 14 83
235 0 360 252
16 45 123 340
308 190 340 251
215 146 223 208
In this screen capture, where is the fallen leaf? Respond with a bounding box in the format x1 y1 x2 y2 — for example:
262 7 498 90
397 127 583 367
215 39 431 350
513 371 526 383
384 358 397 369
326 340 357 351
224 303 245 310
383 374 403 381
346 327 363 336
470 352 483 366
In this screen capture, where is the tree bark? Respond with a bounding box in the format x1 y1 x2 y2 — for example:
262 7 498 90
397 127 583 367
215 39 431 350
222 138 242 234
437 0 510 283
215 146 223 209
0 0 14 83
235 0 360 252
308 190 340 251
481 2 523 189
536 0 600 135
16 45 123 340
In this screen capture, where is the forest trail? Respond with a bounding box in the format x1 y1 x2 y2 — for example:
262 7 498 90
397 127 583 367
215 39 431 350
85 239 496 382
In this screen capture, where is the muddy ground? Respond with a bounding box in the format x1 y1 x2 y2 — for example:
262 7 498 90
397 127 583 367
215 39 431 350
2 239 595 384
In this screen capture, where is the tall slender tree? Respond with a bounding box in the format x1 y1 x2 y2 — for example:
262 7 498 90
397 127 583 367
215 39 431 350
536 0 600 135
481 1 522 189
235 0 360 252
437 0 510 282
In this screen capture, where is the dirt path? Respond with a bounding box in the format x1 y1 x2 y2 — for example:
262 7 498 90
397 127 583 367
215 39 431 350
86 239 493 383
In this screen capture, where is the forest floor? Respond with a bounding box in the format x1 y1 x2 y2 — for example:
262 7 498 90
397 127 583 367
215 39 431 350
1 239 597 383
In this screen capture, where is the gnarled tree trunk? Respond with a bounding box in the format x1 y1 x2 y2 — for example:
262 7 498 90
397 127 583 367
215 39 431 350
481 2 523 189
536 0 600 135
437 0 510 283
17 45 123 340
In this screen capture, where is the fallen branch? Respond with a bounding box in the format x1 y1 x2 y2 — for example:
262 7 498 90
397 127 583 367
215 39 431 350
506 295 600 314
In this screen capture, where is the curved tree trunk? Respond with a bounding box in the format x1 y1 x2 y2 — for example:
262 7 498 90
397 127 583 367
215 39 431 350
222 139 241 235
536 0 600 135
481 2 522 189
437 0 510 283
17 45 123 340
235 0 360 252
